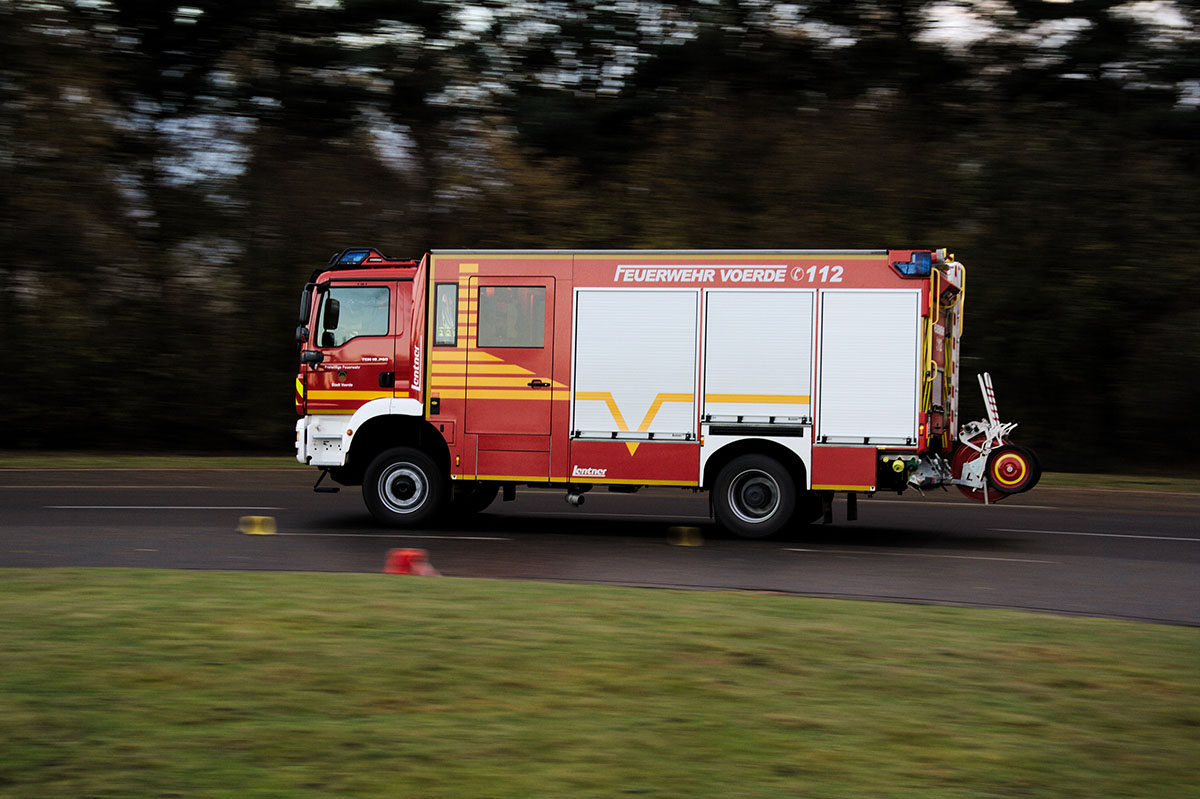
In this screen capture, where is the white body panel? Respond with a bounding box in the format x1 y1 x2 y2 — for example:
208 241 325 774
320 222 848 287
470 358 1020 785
702 289 815 422
571 289 700 442
297 398 424 466
816 290 922 445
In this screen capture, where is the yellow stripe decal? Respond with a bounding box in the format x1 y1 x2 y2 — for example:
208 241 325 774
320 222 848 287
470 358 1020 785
431 351 502 362
812 484 875 491
705 393 810 404
307 390 392 401
598 477 699 486
433 377 565 388
432 363 534 375
431 389 569 400
459 263 478 273
474 475 566 483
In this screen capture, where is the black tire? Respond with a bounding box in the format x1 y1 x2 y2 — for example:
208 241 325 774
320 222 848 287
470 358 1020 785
449 483 499 516
985 443 1041 495
713 454 797 538
796 490 826 524
363 447 446 527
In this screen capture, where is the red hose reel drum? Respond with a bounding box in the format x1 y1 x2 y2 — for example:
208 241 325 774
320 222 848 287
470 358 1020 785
952 434 1041 503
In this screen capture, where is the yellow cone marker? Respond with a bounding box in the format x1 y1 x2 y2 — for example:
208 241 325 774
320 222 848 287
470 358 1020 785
668 526 703 547
238 516 277 535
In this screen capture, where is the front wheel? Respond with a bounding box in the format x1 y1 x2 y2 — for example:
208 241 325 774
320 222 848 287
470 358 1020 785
363 447 446 527
712 454 796 539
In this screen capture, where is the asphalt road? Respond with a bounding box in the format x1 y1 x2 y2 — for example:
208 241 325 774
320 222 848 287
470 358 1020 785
2 468 1198 625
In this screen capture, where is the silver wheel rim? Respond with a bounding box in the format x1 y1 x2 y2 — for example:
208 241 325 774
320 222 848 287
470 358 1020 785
727 469 780 524
379 463 427 514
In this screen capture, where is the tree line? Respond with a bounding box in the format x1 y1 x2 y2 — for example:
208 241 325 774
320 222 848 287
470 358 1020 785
1 0 1197 471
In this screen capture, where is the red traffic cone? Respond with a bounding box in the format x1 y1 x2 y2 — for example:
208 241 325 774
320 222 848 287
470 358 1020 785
383 548 439 576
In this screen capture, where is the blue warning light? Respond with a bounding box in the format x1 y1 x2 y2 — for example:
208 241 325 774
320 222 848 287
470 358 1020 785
337 249 371 266
893 251 932 277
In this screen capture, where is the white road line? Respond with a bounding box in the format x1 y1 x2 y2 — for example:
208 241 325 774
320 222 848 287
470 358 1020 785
784 548 1056 564
45 505 285 510
990 528 1200 542
275 533 510 541
516 512 712 521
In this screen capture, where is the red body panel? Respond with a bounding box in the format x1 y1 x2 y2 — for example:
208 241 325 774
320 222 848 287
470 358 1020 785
810 446 878 492
568 441 700 486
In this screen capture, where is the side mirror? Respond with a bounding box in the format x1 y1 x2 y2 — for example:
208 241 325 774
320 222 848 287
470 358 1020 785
295 325 309 344
300 350 324 365
323 297 340 331
298 284 314 325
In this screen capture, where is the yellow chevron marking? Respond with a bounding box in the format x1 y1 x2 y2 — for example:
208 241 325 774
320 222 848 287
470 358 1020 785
574 391 694 454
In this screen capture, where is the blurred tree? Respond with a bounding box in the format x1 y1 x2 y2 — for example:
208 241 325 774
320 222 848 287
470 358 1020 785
0 0 1196 470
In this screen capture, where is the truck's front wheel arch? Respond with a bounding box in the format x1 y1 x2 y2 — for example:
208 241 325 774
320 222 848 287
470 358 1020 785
339 415 450 487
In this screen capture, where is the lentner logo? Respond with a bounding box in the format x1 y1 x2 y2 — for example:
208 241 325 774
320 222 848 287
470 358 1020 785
572 466 607 478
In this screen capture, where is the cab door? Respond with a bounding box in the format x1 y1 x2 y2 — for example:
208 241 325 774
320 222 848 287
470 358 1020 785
464 276 556 479
306 281 398 415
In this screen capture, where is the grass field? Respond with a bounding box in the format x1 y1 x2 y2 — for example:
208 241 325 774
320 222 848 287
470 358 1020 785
1 569 1197 798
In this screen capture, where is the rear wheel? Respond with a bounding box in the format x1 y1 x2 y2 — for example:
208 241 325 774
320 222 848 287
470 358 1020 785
796 490 826 524
363 447 445 527
713 454 796 539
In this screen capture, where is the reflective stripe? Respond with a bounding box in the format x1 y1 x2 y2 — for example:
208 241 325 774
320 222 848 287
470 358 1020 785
307 390 392 401
705 393 810 404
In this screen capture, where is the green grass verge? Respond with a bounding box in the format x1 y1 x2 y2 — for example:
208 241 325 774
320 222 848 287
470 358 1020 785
2 569 1196 798
1039 472 1200 493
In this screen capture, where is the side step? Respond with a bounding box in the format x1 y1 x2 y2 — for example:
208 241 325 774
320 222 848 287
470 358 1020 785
313 468 340 493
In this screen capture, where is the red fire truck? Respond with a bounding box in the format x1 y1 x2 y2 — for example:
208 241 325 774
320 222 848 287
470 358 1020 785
295 248 1039 537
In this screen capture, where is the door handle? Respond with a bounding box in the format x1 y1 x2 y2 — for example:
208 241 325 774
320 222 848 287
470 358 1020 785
528 379 551 388
379 371 395 388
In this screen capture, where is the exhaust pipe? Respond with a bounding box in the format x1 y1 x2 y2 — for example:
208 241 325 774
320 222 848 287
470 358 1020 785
565 484 591 506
